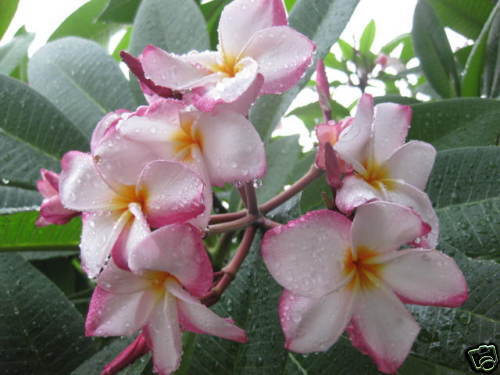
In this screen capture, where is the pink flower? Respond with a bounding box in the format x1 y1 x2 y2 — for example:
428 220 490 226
35 168 78 227
333 94 438 247
376 54 405 73
59 151 205 277
262 202 467 374
92 99 266 228
86 224 247 375
131 0 315 112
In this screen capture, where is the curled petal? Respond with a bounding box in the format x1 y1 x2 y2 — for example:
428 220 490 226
86 286 156 337
218 0 287 57
242 26 315 94
280 288 354 353
37 168 59 197
97 260 150 294
102 333 149 375
143 294 182 375
197 110 266 186
352 201 430 254
348 288 420 374
382 249 468 307
37 195 78 227
129 224 212 297
335 175 378 214
91 110 130 152
262 210 351 298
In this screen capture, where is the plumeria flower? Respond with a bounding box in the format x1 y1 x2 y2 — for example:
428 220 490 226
376 54 405 74
129 0 315 112
35 168 78 227
92 99 266 227
86 224 247 375
59 151 205 277
262 202 467 374
332 94 438 247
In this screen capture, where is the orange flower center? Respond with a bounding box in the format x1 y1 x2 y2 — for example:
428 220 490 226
343 246 384 290
171 119 204 162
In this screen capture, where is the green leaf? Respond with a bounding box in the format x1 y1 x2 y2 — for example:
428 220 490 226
130 0 210 55
49 0 120 46
426 0 494 40
284 0 297 12
98 0 142 24
323 52 345 70
462 4 500 96
0 211 80 253
200 0 231 50
112 27 132 61
409 98 500 150
412 0 460 98
380 33 414 64
0 253 97 374
287 99 350 128
0 32 33 76
337 38 355 60
359 20 376 55
28 37 138 138
483 6 500 98
0 0 18 41
373 95 421 105
250 0 360 141
257 136 301 202
454 45 472 70
0 75 88 211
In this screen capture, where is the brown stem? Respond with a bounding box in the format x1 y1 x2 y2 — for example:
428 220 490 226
257 217 281 229
201 225 257 306
244 182 259 216
206 214 257 235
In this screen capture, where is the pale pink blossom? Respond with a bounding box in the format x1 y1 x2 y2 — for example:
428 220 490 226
129 0 315 112
59 151 205 277
376 54 405 73
35 168 78 227
86 224 247 375
262 202 467 374
333 94 438 247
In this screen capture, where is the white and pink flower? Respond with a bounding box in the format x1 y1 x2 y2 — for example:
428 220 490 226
262 201 467 373
59 151 205 277
127 0 315 112
86 224 247 375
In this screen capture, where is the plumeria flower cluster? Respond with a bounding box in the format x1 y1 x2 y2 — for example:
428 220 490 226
34 0 468 374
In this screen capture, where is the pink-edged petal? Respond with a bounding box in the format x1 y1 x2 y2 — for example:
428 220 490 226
59 151 118 211
138 160 205 227
37 195 78 226
280 288 354 353
112 203 151 271
129 224 212 297
143 294 182 375
262 210 351 298
90 110 130 152
335 175 378 214
383 141 436 191
37 168 59 197
97 259 150 294
93 127 160 188
218 0 287 57
168 281 247 343
334 94 374 171
188 171 212 230
382 249 467 307
385 181 439 248
215 73 264 115
191 57 259 112
197 110 266 186
85 286 156 337
372 103 412 163
141 45 210 90
241 26 314 94
80 210 131 278
352 201 430 254
348 287 420 374
316 59 331 119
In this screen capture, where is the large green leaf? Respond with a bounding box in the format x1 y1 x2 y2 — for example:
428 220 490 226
98 0 142 24
412 0 460 98
483 7 500 98
250 0 360 141
49 0 120 46
130 0 210 55
0 211 80 252
426 0 494 40
0 0 18 41
408 98 500 150
28 37 138 139
0 253 97 374
0 75 88 211
0 32 33 76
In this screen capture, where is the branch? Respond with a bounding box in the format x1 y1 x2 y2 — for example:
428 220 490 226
201 225 257 306
206 214 257 235
244 182 259 216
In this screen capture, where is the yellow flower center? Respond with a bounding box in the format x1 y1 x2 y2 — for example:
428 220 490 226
211 54 242 77
343 246 384 290
144 271 177 297
171 119 204 162
111 185 148 211
359 159 395 191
